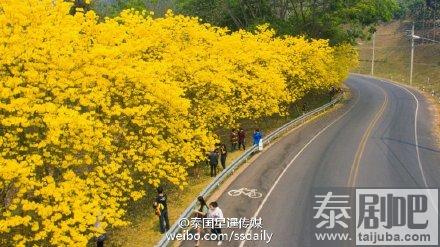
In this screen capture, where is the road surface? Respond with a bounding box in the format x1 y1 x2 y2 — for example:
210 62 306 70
180 75 440 247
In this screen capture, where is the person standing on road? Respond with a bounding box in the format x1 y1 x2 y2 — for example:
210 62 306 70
230 129 238 151
156 186 170 233
238 128 246 150
193 196 209 247
208 150 219 177
208 201 224 246
219 144 227 170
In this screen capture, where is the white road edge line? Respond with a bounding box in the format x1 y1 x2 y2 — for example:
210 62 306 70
378 78 438 214
378 79 427 187
355 74 438 215
238 87 361 247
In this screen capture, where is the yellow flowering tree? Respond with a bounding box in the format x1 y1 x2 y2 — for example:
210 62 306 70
0 0 357 245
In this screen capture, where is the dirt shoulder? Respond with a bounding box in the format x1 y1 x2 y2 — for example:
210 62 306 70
423 91 440 147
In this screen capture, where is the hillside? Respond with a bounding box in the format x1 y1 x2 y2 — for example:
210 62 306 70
354 21 440 101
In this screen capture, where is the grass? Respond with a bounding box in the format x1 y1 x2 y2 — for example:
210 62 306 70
106 91 334 247
108 175 212 247
354 21 440 103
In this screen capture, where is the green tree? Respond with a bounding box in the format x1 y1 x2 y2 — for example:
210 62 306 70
178 0 273 29
178 0 399 44
395 0 439 21
91 0 176 17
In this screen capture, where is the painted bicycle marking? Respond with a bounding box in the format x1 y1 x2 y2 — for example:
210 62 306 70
228 188 263 198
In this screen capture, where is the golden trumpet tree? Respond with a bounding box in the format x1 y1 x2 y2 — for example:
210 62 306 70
0 0 357 245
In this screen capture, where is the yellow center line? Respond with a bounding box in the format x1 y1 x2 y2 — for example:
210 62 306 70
347 84 388 187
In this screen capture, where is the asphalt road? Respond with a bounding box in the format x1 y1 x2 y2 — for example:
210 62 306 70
180 75 440 247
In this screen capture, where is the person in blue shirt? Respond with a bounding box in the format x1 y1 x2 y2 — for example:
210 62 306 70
253 129 262 146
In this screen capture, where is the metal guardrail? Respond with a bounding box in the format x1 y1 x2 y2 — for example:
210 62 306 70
156 93 342 247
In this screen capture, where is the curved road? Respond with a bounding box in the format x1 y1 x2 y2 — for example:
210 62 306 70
181 74 440 247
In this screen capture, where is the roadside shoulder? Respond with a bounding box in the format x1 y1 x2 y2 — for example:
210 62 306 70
423 92 440 147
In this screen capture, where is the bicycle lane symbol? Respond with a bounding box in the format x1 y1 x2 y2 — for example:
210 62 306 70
228 188 263 199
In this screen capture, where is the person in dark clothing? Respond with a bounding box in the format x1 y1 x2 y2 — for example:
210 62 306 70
230 129 238 151
156 186 170 233
208 150 219 177
219 144 227 170
96 235 105 247
238 128 246 150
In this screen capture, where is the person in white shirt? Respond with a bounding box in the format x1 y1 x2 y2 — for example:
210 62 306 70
208 201 224 246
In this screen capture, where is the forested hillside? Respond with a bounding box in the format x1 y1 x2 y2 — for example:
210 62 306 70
88 0 398 44
355 0 439 100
